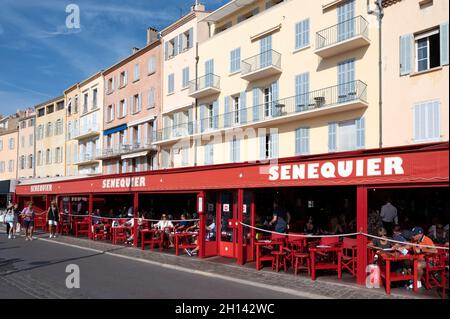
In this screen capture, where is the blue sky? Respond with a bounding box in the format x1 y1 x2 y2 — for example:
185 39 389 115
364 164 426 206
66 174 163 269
0 0 228 116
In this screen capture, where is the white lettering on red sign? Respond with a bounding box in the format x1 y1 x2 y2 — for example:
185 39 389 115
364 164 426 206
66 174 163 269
102 177 146 189
30 184 53 193
268 157 404 181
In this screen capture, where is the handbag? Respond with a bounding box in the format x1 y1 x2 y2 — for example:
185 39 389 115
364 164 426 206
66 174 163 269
16 223 21 233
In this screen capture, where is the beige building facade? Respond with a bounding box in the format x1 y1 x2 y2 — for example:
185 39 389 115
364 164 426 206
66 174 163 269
157 0 380 168
17 109 36 179
0 115 19 181
382 0 448 147
156 3 210 168
35 96 66 178
65 72 104 176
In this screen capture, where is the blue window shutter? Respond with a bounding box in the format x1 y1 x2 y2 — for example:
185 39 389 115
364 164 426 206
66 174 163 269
230 49 234 73
295 22 301 49
304 19 310 47
271 80 279 116
239 91 247 124
252 87 260 121
229 140 234 163
295 128 301 155
178 34 183 53
259 135 266 160
213 100 219 129
200 105 205 133
236 48 241 71
174 36 179 56
236 139 240 162
328 123 337 152
295 73 309 112
224 96 230 128
188 28 194 48
356 117 365 148
440 22 449 66
400 34 412 75
271 132 279 159
165 42 169 60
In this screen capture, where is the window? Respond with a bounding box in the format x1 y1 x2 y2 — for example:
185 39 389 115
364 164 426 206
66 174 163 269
266 0 284 9
215 22 232 35
230 48 241 73
74 96 79 113
237 8 259 23
400 23 448 75
8 137 14 150
206 104 214 129
29 134 33 147
413 100 440 142
148 56 156 74
56 119 63 135
233 96 240 125
46 122 53 137
0 161 4 173
230 137 240 163
37 108 45 117
46 149 52 164
107 104 115 122
46 104 54 114
55 147 62 164
205 143 214 165
8 160 14 172
260 132 278 160
37 151 42 166
29 118 35 127
295 127 310 155
20 156 25 170
168 73 175 94
92 88 98 108
56 101 64 111
328 118 365 152
37 125 43 140
148 88 155 108
28 155 33 169
0 140 3 151
134 64 140 81
120 71 128 87
295 18 310 49
182 67 190 88
415 29 440 72
132 94 141 114
107 78 114 93
181 146 189 166
20 121 27 129
119 100 127 118
263 87 272 118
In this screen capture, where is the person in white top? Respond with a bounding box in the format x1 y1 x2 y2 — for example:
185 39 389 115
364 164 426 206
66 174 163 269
153 214 174 247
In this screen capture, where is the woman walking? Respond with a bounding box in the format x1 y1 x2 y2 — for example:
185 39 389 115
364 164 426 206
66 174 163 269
47 201 59 239
5 203 15 239
21 202 35 241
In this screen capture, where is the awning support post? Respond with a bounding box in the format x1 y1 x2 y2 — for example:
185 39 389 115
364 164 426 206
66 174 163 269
356 186 368 285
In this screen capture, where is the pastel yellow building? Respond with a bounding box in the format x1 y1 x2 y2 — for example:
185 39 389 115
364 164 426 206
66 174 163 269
65 72 104 176
35 96 66 178
157 0 380 168
382 0 448 147
0 115 19 181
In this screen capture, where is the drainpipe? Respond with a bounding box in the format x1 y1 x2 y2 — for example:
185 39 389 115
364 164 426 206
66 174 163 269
194 41 199 167
368 0 384 149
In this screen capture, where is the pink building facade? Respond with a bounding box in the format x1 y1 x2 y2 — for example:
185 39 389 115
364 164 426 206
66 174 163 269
100 28 162 174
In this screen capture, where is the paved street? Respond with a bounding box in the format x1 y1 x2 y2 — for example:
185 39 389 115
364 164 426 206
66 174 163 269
0 233 301 299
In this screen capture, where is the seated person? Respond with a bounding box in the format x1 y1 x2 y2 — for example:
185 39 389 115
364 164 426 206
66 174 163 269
408 226 436 289
153 214 174 247
304 216 316 234
174 214 189 233
368 227 392 250
429 224 448 245
186 219 215 256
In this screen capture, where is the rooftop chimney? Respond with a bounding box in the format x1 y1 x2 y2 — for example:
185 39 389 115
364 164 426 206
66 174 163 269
191 1 205 12
132 47 140 54
147 27 158 45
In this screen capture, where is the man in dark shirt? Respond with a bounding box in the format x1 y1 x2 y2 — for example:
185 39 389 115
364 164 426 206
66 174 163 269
269 201 291 234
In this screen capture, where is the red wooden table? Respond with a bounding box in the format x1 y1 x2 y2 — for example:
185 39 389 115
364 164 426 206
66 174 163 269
175 232 198 256
111 225 132 244
377 251 422 295
255 239 284 271
309 245 343 280
141 229 163 251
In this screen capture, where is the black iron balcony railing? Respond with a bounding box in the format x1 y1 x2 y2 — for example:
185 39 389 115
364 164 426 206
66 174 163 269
241 49 281 75
188 73 221 94
153 80 367 142
316 16 369 50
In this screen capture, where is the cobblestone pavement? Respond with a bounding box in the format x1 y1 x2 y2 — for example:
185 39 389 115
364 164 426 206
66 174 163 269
1 227 440 299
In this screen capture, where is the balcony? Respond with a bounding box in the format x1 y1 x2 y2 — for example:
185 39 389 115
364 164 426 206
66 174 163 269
96 143 156 160
315 16 370 58
76 151 100 165
241 50 282 82
73 127 100 140
188 74 221 99
153 80 367 142
153 123 194 144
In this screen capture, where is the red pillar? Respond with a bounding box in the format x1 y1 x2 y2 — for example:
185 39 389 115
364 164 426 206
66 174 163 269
249 191 256 262
356 186 368 285
88 194 93 240
133 192 139 248
197 191 206 258
237 189 244 265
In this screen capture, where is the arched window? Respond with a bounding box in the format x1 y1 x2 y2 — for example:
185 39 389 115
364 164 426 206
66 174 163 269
47 122 53 137
28 155 33 169
46 148 51 164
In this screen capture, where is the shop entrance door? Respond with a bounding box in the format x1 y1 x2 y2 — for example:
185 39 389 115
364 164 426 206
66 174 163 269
218 191 238 258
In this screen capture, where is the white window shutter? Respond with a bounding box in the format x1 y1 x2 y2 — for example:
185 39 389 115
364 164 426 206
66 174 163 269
440 22 449 66
400 34 413 75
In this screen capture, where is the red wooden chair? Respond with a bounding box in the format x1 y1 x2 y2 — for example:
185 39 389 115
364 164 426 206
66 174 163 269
112 227 128 245
316 236 341 262
424 248 448 298
141 229 164 251
341 237 358 277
